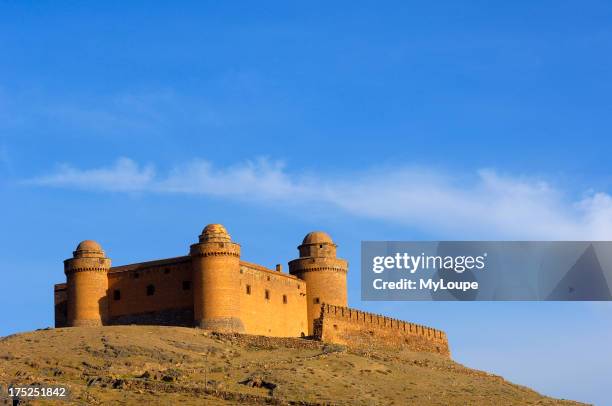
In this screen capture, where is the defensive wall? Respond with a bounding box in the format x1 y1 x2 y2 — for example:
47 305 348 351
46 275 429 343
313 304 450 357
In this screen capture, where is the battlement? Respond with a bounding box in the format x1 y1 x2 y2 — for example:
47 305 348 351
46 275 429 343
314 304 450 357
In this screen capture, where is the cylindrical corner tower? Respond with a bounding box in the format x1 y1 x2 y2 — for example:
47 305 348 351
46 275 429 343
64 240 111 327
289 231 348 335
190 224 244 332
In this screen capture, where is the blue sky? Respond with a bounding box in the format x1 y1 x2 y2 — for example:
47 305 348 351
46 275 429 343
1 1 612 404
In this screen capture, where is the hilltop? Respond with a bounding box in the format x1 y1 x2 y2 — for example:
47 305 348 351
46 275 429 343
0 326 584 405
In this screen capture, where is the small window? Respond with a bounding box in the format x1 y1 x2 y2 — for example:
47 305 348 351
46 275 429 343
133 272 140 279
297 284 300 289
319 244 323 248
182 281 191 290
146 284 155 296
246 285 251 295
267 276 270 281
265 289 270 300
283 295 287 304
164 268 171 274
113 290 121 301
314 297 320 304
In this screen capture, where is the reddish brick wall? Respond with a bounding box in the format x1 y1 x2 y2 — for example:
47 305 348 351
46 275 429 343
314 304 450 357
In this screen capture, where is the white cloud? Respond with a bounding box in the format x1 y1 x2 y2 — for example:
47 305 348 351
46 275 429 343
26 157 155 192
25 157 612 239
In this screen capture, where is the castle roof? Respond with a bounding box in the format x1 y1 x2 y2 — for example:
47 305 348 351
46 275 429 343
302 231 334 245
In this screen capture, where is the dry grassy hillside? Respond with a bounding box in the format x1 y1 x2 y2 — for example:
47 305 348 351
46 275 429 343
0 326 584 405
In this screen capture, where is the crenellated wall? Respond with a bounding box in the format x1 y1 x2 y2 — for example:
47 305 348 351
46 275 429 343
314 304 450 357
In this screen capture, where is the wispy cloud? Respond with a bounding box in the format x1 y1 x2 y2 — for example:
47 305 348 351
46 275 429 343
25 157 612 239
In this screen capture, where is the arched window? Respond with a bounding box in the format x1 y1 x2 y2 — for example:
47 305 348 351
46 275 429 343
282 295 288 304
146 284 155 296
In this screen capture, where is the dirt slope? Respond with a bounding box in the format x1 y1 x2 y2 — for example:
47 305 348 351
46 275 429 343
0 326 585 405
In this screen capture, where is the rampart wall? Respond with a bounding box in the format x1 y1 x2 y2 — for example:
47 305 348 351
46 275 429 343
314 304 450 357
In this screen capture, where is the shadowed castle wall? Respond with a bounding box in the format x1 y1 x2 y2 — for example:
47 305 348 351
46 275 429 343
107 256 193 325
238 262 308 337
314 304 450 357
54 284 68 328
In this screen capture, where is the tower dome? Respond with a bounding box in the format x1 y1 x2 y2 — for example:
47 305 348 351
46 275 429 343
199 224 231 243
298 231 337 258
73 240 105 258
302 231 334 245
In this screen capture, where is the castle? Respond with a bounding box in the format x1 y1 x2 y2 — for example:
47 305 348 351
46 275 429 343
54 224 450 356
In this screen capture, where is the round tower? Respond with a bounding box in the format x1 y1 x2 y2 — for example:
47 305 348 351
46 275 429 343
64 240 111 327
289 231 348 335
190 224 244 332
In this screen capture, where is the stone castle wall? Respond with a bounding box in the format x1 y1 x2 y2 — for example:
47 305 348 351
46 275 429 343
238 261 308 337
313 304 450 357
